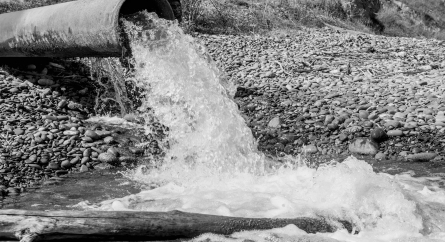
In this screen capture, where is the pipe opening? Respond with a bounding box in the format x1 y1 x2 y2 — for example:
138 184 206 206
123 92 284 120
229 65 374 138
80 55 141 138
119 0 175 20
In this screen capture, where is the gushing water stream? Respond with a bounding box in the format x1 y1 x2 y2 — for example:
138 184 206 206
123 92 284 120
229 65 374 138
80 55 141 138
81 13 445 241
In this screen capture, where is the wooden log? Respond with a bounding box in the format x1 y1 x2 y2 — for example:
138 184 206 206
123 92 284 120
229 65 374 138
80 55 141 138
0 209 354 242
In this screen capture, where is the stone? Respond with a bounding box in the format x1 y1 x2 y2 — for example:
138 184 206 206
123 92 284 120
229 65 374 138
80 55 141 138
70 157 80 165
84 130 100 140
13 128 24 135
375 152 386 160
358 110 369 120
370 128 388 143
103 136 115 144
61 160 71 169
338 133 348 142
384 120 400 129
67 101 82 110
387 130 403 137
98 152 118 165
107 147 120 157
302 145 318 154
37 78 54 86
63 130 79 136
406 153 437 162
348 138 379 155
80 165 89 172
9 88 19 93
58 100 67 109
47 162 60 170
268 117 281 128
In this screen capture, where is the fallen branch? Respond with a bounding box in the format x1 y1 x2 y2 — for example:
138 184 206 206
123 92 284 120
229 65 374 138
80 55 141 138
0 209 355 242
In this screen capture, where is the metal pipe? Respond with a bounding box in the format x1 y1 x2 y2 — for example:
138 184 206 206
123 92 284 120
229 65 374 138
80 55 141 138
0 0 175 57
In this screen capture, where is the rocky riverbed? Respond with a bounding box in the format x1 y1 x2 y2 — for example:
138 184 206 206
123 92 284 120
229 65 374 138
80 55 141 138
199 26 445 166
1 25 445 199
0 59 166 198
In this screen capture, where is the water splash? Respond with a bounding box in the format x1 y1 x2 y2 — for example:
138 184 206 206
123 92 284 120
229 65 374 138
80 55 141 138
85 12 445 242
120 12 266 184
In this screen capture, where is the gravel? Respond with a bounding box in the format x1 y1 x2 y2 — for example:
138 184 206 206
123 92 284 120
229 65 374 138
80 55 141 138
198 26 445 165
0 61 165 197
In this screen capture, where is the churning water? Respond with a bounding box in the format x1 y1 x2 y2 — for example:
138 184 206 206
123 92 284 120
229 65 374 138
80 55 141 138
82 13 445 241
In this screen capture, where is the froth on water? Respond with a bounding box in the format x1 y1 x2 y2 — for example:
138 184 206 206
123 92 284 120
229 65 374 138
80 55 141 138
83 12 445 242
120 12 267 183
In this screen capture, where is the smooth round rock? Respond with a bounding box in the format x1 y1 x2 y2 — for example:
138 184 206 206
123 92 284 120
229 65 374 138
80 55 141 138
370 128 388 143
302 145 318 154
387 130 403 137
61 160 71 169
98 153 118 165
37 78 54 86
47 162 60 170
406 153 437 162
84 130 100 140
375 152 386 160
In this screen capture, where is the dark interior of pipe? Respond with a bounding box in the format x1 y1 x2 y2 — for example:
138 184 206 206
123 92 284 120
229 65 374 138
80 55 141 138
119 0 175 20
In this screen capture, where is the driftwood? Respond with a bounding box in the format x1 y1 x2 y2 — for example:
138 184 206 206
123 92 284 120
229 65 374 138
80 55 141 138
0 209 355 242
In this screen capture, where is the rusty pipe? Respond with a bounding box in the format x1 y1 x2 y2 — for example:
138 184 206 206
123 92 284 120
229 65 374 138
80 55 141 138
0 0 175 57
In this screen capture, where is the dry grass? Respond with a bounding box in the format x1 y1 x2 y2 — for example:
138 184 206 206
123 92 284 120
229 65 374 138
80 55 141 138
182 0 375 34
1 0 444 40
377 0 445 40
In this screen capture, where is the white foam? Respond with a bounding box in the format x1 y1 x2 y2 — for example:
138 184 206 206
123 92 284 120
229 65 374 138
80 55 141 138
83 13 445 242
90 157 445 242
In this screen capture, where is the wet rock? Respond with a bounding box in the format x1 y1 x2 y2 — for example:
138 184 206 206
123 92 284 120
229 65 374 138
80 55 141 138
268 117 281 128
98 152 119 165
94 163 114 170
80 165 89 172
370 128 388 143
61 160 71 169
387 130 403 137
103 136 115 144
303 145 318 154
67 101 82 110
107 147 120 157
13 128 24 135
375 152 386 160
84 130 100 141
58 100 67 109
37 78 54 86
349 138 379 155
406 153 437 162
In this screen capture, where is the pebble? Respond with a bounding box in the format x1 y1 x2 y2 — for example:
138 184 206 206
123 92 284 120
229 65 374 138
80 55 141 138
387 130 403 137
84 130 100 140
406 153 437 162
61 160 71 169
37 78 54 86
302 145 318 154
80 165 89 172
375 152 386 160
370 128 388 143
268 117 281 128
98 152 119 165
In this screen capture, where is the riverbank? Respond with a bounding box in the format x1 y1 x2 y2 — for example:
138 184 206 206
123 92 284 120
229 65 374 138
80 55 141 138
199 26 445 166
0 59 166 197
1 25 445 199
